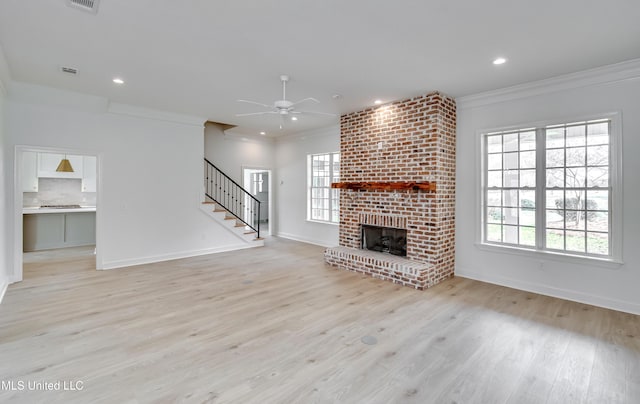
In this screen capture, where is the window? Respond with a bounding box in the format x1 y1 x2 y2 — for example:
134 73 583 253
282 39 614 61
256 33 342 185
482 116 619 260
308 152 340 223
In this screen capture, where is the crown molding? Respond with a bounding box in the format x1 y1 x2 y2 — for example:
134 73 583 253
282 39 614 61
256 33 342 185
107 102 206 127
457 58 640 109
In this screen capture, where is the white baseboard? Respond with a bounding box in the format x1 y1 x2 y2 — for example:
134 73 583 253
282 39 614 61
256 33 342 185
101 243 259 270
0 277 8 304
276 232 335 248
456 265 640 316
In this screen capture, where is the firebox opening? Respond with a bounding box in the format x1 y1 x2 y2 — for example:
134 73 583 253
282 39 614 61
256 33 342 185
361 225 407 257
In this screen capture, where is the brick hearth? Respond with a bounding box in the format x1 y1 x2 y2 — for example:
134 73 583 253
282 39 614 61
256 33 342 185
324 92 456 289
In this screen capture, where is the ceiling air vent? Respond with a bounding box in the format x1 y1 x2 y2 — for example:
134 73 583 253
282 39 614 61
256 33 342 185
65 0 100 14
61 66 78 75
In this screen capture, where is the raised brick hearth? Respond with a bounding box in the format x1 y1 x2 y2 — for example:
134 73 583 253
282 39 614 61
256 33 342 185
324 92 456 289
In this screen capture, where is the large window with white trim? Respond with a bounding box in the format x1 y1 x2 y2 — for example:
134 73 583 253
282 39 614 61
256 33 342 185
482 116 619 259
308 152 340 223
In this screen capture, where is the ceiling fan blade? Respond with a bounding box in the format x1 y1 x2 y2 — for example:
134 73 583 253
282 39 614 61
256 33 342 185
296 110 337 117
235 111 277 117
237 99 272 108
291 97 320 106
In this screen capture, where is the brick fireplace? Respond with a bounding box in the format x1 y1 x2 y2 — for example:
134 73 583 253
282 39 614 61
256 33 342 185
324 92 456 289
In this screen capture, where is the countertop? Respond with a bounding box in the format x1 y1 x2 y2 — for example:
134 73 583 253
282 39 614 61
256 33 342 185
23 206 97 214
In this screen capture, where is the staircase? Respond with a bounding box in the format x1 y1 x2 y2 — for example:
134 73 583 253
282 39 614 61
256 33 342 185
202 159 264 247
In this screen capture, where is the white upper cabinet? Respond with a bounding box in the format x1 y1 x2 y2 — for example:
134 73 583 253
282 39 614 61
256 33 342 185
82 156 97 192
22 151 39 192
37 153 84 179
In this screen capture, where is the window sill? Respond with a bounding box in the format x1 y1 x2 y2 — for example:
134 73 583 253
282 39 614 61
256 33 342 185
307 219 339 226
475 242 623 269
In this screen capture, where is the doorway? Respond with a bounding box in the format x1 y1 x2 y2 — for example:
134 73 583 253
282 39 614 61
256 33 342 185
242 168 272 237
15 147 100 282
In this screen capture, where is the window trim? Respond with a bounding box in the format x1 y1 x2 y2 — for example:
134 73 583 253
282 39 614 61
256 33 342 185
476 112 623 265
307 152 340 224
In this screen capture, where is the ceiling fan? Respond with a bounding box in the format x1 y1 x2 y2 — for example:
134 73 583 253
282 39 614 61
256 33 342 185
236 75 335 129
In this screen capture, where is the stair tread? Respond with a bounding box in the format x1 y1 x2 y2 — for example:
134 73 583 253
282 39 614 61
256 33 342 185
201 201 216 204
213 209 226 213
244 231 256 235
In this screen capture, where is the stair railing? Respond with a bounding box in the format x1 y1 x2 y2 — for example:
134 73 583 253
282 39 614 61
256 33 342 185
204 158 261 238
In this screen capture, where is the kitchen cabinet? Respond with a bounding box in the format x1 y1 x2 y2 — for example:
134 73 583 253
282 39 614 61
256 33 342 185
82 156 97 192
23 211 96 252
22 151 39 192
37 153 83 179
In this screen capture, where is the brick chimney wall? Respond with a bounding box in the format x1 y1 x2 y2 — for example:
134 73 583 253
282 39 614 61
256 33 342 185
334 91 456 288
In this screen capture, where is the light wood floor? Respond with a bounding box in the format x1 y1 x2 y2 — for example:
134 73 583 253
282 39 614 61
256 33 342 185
1 238 639 403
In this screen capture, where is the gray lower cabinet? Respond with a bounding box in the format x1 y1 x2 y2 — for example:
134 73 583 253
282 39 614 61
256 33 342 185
23 212 96 252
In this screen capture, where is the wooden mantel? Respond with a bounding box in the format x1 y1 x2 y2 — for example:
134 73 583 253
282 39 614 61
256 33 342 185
331 181 436 192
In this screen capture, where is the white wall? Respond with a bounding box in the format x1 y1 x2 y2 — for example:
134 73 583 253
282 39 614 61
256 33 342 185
204 123 275 184
0 46 10 301
455 60 640 314
275 126 340 247
5 82 251 280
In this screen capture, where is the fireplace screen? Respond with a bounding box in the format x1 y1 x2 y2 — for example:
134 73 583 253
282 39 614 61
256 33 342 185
361 225 407 256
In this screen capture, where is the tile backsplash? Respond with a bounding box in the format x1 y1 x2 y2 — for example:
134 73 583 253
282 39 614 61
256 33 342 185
23 178 97 207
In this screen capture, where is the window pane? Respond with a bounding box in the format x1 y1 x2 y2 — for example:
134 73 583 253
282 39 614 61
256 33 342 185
520 151 536 169
503 170 518 187
520 170 535 188
487 224 502 242
566 147 585 167
587 211 608 232
546 190 564 209
487 190 501 206
520 190 535 210
587 190 608 211
488 154 502 170
519 227 535 246
546 128 564 148
566 231 586 252
587 232 608 255
520 131 536 151
546 168 564 187
565 167 585 188
504 152 518 170
546 149 564 168
487 135 502 153
546 209 564 229
587 145 608 166
488 171 502 187
587 167 608 188
487 207 502 224
503 225 518 244
503 190 518 207
566 125 586 147
504 208 518 225
546 229 564 250
587 122 609 145
504 133 519 152
520 208 535 226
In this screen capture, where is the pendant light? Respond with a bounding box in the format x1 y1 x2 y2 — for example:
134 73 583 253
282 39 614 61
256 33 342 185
56 155 74 173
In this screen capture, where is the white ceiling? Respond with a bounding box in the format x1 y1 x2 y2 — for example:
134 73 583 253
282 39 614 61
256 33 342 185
1 0 639 136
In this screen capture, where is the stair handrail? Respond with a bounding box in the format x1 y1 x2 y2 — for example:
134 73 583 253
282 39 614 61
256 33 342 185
204 158 261 238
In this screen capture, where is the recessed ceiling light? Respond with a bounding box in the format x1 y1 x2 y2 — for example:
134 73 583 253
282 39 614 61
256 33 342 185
291 116 298 121
332 94 343 100
493 57 507 65
112 78 124 84
259 131 266 136
374 99 383 105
